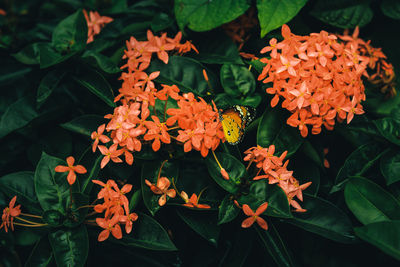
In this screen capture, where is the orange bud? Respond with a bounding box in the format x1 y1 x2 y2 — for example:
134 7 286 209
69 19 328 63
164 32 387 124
202 69 209 82
220 168 229 180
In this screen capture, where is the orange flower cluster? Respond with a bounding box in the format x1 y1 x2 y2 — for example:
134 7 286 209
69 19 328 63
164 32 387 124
92 31 223 167
244 145 311 212
92 179 138 241
258 24 369 137
339 27 396 97
0 196 21 232
83 9 113 43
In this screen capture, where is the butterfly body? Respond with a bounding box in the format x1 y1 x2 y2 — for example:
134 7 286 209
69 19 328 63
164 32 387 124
219 105 256 145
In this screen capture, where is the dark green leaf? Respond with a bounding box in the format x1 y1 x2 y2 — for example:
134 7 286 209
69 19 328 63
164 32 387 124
148 56 217 96
286 194 356 243
0 171 41 213
12 43 42 65
25 237 54 267
141 160 179 216
151 13 174 32
73 69 116 108
219 229 253 267
48 225 89 267
39 43 77 69
380 149 400 185
220 64 255 97
255 222 295 267
116 212 177 251
257 0 308 37
374 118 400 146
37 69 66 108
42 210 64 227
218 195 240 225
355 220 400 261
63 193 89 228
381 0 400 20
257 108 303 157
205 152 244 194
174 0 250 32
60 114 106 137
81 50 121 74
34 152 70 212
177 209 220 245
52 9 87 53
310 0 373 29
344 177 400 225
81 155 102 195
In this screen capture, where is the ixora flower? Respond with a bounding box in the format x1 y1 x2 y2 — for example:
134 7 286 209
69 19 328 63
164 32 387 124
55 156 87 185
180 191 211 209
0 196 21 232
83 9 113 43
241 202 269 230
145 177 176 206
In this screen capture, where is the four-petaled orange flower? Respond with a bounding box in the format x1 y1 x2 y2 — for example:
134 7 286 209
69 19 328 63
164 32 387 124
96 216 122 242
241 202 268 230
55 156 87 185
91 124 111 152
0 196 21 232
98 144 124 168
181 191 211 209
145 177 176 206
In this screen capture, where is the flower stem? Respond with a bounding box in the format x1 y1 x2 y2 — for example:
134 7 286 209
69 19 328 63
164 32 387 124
15 216 42 225
20 212 42 219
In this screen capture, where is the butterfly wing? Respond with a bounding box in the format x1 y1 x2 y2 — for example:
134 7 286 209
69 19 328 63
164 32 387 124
220 108 244 145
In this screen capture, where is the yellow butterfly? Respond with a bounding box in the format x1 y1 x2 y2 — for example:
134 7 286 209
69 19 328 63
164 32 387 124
219 105 256 145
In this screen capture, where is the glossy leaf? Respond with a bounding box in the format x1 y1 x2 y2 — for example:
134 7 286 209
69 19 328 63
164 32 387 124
51 9 87 53
174 0 250 32
257 0 308 37
218 195 240 225
60 114 106 137
36 69 66 108
48 225 89 267
355 220 400 261
39 43 77 69
257 108 303 157
141 160 179 216
220 64 255 97
374 118 400 146
344 177 400 225
0 171 41 213
12 42 41 65
177 209 220 246
25 237 54 267
255 222 295 267
116 212 177 251
380 149 400 185
42 209 64 227
310 0 373 28
205 152 244 194
286 194 356 243
34 152 70 212
381 0 400 20
148 56 217 96
81 50 121 74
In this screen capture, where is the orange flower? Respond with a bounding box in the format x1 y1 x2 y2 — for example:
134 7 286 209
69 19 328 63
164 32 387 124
98 144 124 168
0 9 6 16
241 202 268 230
83 9 113 43
0 196 21 232
55 156 87 185
91 124 111 152
181 191 210 209
120 212 138 234
96 216 122 241
145 177 176 206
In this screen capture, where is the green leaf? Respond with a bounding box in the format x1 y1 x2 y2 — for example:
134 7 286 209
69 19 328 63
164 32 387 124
0 171 41 213
81 50 121 74
177 209 220 245
141 160 179 216
220 64 255 97
151 13 174 32
52 9 87 53
355 220 400 261
205 152 244 194
34 152 70 212
63 193 89 228
36 69 66 109
344 177 400 225
60 114 106 137
25 237 54 267
73 69 116 108
81 155 103 195
257 0 308 37
39 43 77 69
174 0 250 32
310 0 373 29
0 96 38 139
286 194 356 243
12 43 42 65
255 222 295 267
42 209 64 227
249 180 292 218
380 149 400 185
148 56 217 96
333 142 385 191
374 118 400 146
48 225 89 267
116 212 177 251
257 108 303 157
219 229 254 267
381 0 400 20
218 195 240 225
